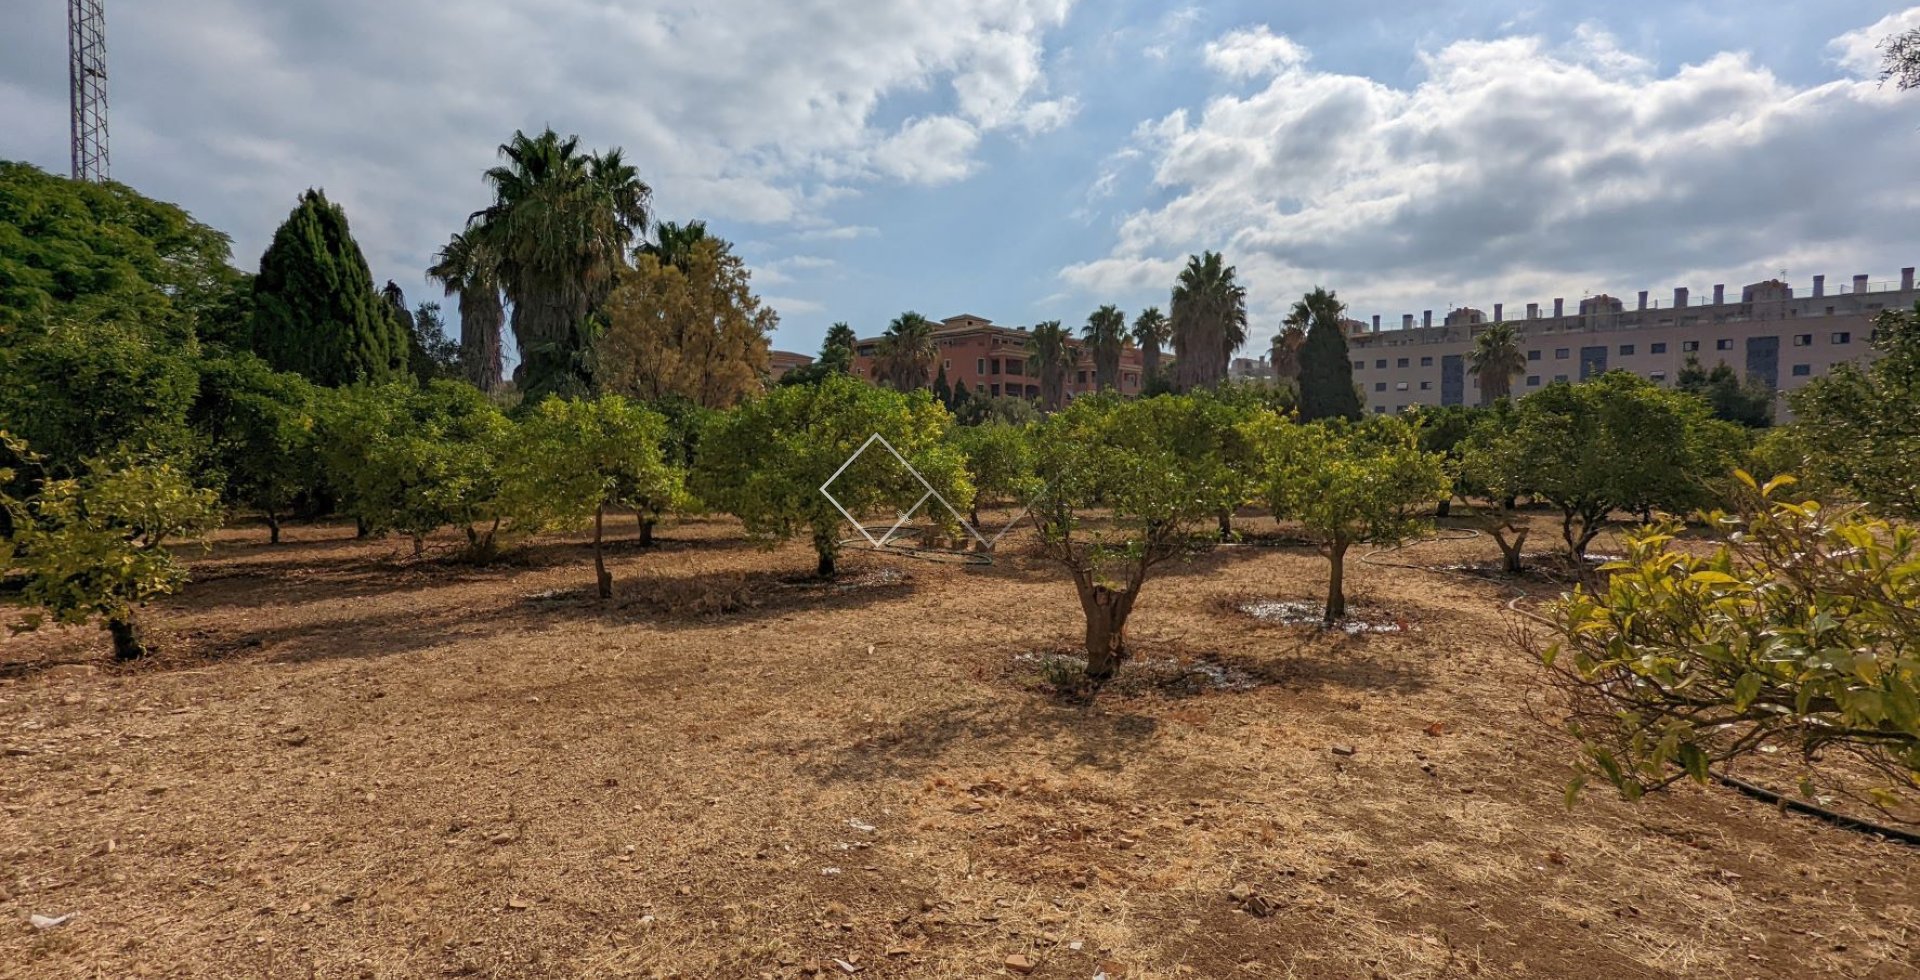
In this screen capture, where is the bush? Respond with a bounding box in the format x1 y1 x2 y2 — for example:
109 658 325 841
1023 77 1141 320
315 381 511 557
3 441 222 660
1541 473 1920 818
691 374 968 577
1790 301 1920 518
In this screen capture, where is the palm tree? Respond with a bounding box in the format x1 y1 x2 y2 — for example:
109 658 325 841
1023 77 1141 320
1270 322 1306 382
1027 320 1072 411
818 321 858 373
1170 251 1247 392
1130 307 1169 388
1469 321 1526 404
875 312 937 390
470 127 651 397
1082 305 1126 391
639 219 710 270
427 230 506 392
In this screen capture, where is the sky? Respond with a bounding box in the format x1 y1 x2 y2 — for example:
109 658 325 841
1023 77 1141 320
4 1 1920 362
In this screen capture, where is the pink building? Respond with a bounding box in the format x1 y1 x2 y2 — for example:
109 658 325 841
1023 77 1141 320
850 314 1145 400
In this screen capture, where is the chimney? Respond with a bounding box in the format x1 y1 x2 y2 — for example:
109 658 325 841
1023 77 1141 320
1403 314 1413 330
1813 275 1825 298
1713 284 1725 305
1493 302 1504 321
1553 298 1564 318
1853 274 1869 294
1423 310 1432 329
1637 290 1648 310
1371 314 1380 332
1526 302 1539 319
1674 287 1689 308
1904 267 1915 291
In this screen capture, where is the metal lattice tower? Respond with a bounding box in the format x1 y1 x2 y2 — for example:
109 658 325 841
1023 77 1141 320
67 0 109 182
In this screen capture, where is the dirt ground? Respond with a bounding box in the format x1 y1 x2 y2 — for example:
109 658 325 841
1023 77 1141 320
2 511 1916 979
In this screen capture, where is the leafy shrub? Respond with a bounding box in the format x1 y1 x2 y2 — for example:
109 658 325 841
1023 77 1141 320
1541 473 1920 817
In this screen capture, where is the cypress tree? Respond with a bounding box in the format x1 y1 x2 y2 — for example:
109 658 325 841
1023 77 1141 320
1298 314 1362 421
933 363 954 408
251 189 408 386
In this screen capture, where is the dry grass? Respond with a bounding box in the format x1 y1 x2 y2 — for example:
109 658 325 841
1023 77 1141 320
1 511 1916 979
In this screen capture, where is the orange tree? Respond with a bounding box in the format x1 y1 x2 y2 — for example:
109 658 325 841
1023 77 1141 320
1541 473 1920 818
1248 414 1450 622
1027 394 1238 681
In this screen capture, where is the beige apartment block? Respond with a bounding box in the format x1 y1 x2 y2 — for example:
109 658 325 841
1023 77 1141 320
1345 268 1918 421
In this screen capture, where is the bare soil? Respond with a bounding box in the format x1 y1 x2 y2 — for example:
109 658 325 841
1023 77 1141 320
2 513 1916 978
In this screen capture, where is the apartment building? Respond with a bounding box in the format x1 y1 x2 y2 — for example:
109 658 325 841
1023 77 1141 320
1346 268 1918 420
768 349 813 379
849 314 1146 400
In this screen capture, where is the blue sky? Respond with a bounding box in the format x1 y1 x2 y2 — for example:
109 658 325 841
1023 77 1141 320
4 1 1918 360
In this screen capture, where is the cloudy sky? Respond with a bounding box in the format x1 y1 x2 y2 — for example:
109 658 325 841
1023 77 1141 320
4 1 1919 359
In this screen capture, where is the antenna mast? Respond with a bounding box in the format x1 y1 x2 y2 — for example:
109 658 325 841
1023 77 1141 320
68 0 109 182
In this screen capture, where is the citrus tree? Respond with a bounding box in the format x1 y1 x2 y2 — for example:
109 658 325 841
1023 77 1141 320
191 354 321 543
1250 414 1450 622
1463 372 1740 561
502 396 678 599
1028 395 1238 681
1541 473 1920 818
315 381 512 558
4 443 222 661
948 421 1034 528
1791 302 1920 518
691 374 968 578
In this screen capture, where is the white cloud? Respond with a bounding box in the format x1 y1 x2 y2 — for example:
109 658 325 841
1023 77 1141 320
1829 6 1920 77
1203 25 1309 79
0 0 1077 286
871 116 982 185
1062 14 1920 333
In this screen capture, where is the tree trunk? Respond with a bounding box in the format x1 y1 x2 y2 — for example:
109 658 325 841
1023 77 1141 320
108 616 149 662
1077 583 1135 682
266 511 281 545
593 505 613 600
1217 508 1233 539
638 515 655 548
1494 526 1528 574
355 517 369 539
411 534 424 557
1324 540 1350 624
1435 498 1451 518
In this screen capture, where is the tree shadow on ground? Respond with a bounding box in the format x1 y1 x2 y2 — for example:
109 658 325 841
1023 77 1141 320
795 698 1162 785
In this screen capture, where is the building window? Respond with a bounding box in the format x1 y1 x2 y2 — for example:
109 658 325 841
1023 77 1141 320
1527 350 1541 361
1554 374 1568 383
1419 380 1431 390
943 359 951 370
1395 381 1408 391
1793 334 1812 347
1375 359 1387 369
1682 340 1699 352
1420 356 1433 367
1716 339 1733 350
1792 364 1811 377
1374 381 1387 392
1619 344 1634 356
1650 371 1667 382
975 383 985 394
1394 405 1405 413
977 358 985 375
1831 331 1851 344
1650 342 1667 354
990 384 1000 396
1396 358 1409 368
1373 405 1386 414
1555 348 1569 359
1526 375 1540 387
1352 360 1364 370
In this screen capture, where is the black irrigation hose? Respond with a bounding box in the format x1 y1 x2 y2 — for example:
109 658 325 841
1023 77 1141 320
1365 529 1920 848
